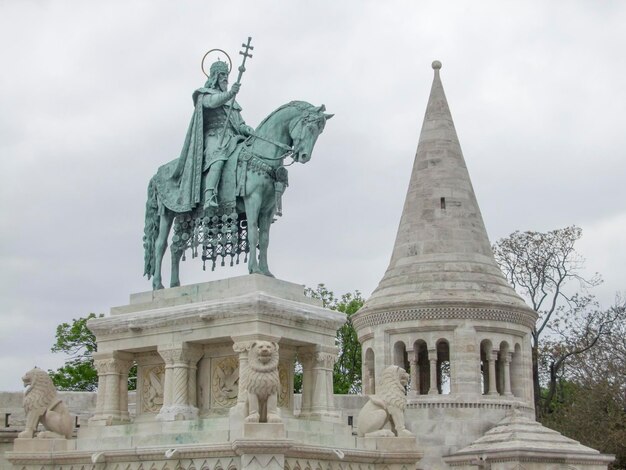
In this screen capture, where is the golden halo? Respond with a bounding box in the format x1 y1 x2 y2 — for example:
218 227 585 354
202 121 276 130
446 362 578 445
201 49 232 78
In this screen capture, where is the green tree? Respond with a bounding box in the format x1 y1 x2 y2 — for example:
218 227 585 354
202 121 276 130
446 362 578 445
539 299 624 415
304 284 364 394
492 226 603 417
49 313 136 391
542 299 626 469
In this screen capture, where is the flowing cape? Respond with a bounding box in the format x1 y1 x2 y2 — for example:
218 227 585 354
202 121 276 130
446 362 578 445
154 88 243 213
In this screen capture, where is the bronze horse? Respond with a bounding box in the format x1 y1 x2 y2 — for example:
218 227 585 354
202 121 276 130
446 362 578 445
143 101 332 290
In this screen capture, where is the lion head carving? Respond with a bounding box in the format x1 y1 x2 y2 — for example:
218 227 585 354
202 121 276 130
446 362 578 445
18 367 73 439
248 341 279 374
244 341 281 423
380 364 410 410
356 365 414 438
22 367 58 417
246 341 280 396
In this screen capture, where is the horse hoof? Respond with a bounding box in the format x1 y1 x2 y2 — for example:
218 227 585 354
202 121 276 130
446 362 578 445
153 282 164 290
262 271 275 278
170 282 180 288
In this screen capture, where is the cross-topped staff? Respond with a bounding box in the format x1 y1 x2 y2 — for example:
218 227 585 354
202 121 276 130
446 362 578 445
218 37 254 148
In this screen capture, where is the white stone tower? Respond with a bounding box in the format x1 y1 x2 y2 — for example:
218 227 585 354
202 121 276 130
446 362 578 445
353 62 612 469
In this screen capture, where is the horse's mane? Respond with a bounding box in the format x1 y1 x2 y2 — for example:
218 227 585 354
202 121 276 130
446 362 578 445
256 100 313 131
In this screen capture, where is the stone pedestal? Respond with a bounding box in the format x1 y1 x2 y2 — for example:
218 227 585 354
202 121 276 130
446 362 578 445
87 275 345 423
358 436 418 452
6 276 424 470
12 438 74 453
243 423 286 439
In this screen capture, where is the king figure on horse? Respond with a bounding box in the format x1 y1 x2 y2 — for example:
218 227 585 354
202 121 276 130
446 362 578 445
143 40 333 290
166 59 254 212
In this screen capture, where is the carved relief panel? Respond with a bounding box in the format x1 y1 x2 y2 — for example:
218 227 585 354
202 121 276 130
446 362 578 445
211 356 240 408
140 364 165 413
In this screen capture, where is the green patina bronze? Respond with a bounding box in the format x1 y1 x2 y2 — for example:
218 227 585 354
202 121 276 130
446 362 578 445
143 38 333 290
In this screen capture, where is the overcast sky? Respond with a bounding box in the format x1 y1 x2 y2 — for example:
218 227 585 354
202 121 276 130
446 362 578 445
1 1 625 391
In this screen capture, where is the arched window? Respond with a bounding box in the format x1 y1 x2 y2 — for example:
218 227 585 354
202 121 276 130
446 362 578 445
480 339 493 395
393 341 409 371
413 340 429 395
436 339 450 395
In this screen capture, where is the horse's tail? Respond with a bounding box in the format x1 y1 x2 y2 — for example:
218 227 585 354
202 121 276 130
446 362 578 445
143 176 160 279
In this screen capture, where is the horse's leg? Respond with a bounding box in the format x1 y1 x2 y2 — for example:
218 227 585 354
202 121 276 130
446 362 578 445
153 209 175 290
170 215 191 288
244 193 263 274
170 239 183 289
258 208 275 277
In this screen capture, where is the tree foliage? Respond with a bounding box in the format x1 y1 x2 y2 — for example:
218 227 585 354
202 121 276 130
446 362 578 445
49 313 136 391
492 226 604 416
48 313 102 391
305 284 364 394
539 298 624 413
541 298 626 469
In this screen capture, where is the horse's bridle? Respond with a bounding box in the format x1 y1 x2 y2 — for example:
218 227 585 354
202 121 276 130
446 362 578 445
246 110 323 163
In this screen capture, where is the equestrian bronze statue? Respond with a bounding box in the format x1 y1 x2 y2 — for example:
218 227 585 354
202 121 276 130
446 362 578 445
143 39 333 290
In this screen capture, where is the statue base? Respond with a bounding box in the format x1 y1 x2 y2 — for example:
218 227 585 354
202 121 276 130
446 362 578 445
243 423 286 439
358 436 417 452
12 438 73 453
6 276 424 470
156 404 199 421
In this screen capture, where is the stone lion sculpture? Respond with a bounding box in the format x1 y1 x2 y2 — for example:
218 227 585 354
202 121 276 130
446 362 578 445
356 365 414 437
18 367 73 439
244 341 281 423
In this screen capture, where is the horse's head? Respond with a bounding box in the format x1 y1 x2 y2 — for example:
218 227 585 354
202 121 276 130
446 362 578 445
289 104 333 163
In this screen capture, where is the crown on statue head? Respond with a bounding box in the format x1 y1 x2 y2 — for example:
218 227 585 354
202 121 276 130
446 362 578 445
210 60 230 76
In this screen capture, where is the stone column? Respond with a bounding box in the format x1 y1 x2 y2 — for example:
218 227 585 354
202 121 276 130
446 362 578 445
92 360 107 419
428 349 438 395
233 341 253 407
157 343 203 421
310 347 338 418
488 350 499 396
408 349 418 397
299 351 315 416
117 357 133 422
188 350 202 408
278 348 296 414
503 352 513 397
89 351 133 425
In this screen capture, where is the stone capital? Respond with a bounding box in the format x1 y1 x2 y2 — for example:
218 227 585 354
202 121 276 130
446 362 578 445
314 352 336 369
233 341 254 354
157 343 203 365
93 351 134 374
312 345 337 369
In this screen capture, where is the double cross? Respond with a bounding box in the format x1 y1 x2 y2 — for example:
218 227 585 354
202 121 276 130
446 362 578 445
234 37 253 86
219 37 254 148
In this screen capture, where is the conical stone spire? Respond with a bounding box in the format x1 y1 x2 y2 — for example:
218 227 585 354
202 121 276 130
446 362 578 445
359 61 530 317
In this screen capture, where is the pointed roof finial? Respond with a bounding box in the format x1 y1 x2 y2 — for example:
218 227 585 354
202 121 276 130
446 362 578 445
356 58 533 318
